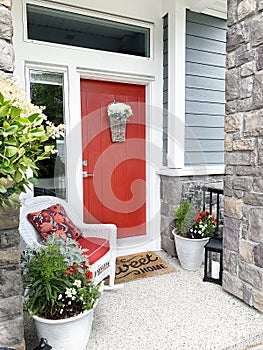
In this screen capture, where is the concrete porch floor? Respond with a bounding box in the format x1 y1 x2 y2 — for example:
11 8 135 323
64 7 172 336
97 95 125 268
24 250 263 350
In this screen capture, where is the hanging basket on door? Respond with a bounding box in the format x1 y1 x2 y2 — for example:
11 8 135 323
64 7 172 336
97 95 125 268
107 101 133 142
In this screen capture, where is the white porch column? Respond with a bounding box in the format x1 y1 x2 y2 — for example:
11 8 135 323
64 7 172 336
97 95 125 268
165 1 186 168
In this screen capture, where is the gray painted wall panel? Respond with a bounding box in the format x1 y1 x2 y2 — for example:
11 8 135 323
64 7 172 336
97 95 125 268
186 101 225 115
185 139 224 152
187 22 226 42
186 114 224 127
186 87 225 102
186 75 225 91
186 48 226 67
185 151 224 165
187 11 227 29
185 10 226 166
186 127 224 140
186 36 226 55
186 62 225 79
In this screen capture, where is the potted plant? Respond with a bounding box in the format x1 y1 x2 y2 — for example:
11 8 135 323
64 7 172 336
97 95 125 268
107 101 133 142
22 236 103 350
172 199 217 271
0 77 65 207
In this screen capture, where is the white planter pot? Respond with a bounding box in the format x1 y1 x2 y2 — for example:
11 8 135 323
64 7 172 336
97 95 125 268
172 229 209 271
33 304 96 350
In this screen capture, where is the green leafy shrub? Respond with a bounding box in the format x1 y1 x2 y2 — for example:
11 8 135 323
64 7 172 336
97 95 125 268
174 199 196 237
0 78 65 206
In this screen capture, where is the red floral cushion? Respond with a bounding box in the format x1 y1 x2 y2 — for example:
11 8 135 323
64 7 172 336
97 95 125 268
27 204 82 240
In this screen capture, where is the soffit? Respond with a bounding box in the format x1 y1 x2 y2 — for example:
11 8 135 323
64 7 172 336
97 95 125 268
188 0 227 19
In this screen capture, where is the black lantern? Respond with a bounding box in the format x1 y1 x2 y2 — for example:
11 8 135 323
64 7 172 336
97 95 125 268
203 238 223 285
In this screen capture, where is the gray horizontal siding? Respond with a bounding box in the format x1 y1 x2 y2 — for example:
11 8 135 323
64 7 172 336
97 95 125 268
186 75 225 91
186 114 224 127
186 11 227 29
187 22 226 42
186 36 226 55
186 48 226 67
185 10 226 166
185 126 224 140
186 101 225 115
186 62 225 79
185 139 224 152
185 151 224 165
186 87 225 102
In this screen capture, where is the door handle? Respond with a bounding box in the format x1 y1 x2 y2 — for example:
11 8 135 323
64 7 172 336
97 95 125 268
82 171 94 178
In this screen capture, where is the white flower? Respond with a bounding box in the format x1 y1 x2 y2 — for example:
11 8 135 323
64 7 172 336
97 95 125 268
58 294 62 300
0 77 46 120
65 288 73 298
107 102 133 120
73 280 81 288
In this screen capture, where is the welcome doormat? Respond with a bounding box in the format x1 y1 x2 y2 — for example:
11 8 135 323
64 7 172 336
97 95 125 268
112 251 176 284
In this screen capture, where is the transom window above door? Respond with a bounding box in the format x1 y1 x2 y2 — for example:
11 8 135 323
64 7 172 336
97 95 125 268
26 4 150 57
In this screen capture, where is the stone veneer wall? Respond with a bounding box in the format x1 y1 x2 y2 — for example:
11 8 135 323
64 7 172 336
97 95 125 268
0 0 25 348
223 0 263 312
160 175 223 256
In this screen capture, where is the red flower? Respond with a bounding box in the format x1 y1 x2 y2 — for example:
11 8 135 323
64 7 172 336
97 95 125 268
65 266 74 275
83 269 93 280
65 263 79 275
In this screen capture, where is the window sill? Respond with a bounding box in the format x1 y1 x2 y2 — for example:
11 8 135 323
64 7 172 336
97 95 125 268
157 165 225 177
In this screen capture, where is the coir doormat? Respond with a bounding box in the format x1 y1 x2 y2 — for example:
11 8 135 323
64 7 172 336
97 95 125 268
113 251 176 284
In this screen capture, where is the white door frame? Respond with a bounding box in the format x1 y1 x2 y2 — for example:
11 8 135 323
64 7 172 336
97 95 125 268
67 68 160 254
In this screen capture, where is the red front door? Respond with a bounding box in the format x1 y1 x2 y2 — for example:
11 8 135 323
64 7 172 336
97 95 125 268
80 79 146 238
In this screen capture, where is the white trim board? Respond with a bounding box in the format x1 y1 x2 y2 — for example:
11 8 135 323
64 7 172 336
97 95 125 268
158 165 225 177
77 68 155 85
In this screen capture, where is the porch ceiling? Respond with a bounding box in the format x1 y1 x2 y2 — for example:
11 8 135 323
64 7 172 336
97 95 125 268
188 0 227 19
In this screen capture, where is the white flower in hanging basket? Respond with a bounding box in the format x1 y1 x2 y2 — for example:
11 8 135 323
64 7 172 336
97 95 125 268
107 102 133 121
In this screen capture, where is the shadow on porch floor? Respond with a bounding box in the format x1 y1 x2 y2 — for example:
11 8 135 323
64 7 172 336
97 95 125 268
24 250 263 350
